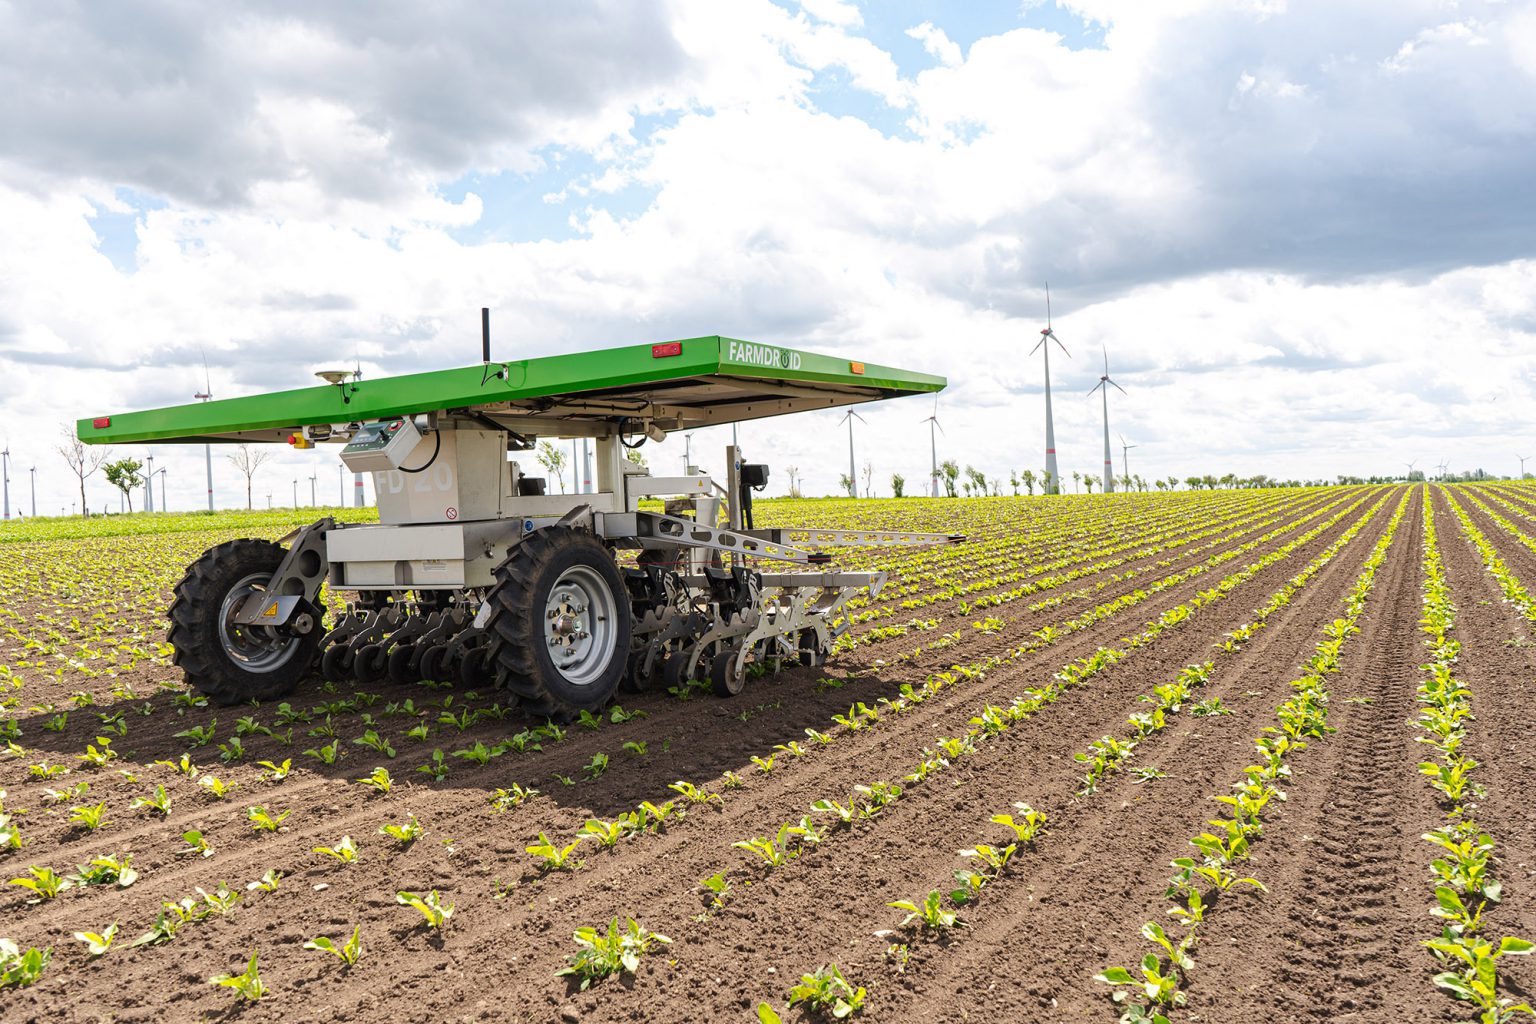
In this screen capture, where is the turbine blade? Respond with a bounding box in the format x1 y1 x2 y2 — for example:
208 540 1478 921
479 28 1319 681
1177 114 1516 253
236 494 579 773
1045 281 1051 329
1111 380 1128 395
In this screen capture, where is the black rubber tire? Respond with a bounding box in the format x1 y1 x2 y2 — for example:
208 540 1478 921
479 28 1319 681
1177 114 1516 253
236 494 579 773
167 539 322 706
458 646 493 689
484 526 632 721
418 645 451 684
387 643 420 684
661 649 692 692
321 643 353 682
622 649 651 693
353 643 388 684
711 647 746 697
798 629 826 668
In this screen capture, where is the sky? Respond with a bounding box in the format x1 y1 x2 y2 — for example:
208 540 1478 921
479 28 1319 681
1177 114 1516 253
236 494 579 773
2 0 1534 514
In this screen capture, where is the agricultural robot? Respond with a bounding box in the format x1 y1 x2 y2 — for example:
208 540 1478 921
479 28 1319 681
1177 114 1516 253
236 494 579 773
80 330 959 720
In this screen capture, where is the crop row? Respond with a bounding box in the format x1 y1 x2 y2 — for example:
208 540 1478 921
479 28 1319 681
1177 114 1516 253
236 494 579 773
1418 491 1534 1020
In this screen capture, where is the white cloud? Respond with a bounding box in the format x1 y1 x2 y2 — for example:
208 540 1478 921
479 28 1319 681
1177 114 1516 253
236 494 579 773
906 22 963 67
2 0 1535 516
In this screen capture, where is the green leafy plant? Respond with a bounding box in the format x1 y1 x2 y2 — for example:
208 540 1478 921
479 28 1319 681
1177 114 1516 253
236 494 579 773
246 869 284 892
787 963 868 1019
68 802 109 831
133 898 207 946
527 832 584 872
304 739 342 765
305 925 363 967
175 722 217 747
992 803 1048 844
198 774 235 799
700 871 731 909
9 865 69 903
67 854 137 888
77 737 117 769
72 922 119 957
554 917 671 990
130 784 172 816
313 835 359 864
890 890 960 932
357 767 394 794
199 882 241 915
584 752 609 779
417 749 450 781
668 780 723 807
353 730 396 758
247 805 290 832
180 829 214 858
210 952 266 1001
396 889 453 931
380 814 423 845
0 938 51 989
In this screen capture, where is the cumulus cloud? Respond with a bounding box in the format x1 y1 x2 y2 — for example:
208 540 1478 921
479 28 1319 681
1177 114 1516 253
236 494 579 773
1 0 1533 514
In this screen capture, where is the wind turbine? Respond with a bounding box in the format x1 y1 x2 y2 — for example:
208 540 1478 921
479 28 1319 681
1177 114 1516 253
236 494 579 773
1518 454 1530 480
1119 433 1139 481
1031 283 1069 494
195 350 214 511
840 409 866 498
922 397 944 498
1404 459 1418 481
1088 346 1126 493
1437 458 1450 482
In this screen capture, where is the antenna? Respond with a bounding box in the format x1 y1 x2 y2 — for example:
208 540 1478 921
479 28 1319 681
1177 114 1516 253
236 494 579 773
481 307 491 363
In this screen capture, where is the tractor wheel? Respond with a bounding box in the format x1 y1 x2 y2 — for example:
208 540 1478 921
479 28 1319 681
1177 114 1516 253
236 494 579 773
168 539 323 706
387 643 420 684
622 648 654 693
353 643 388 684
710 644 747 697
320 643 353 682
418 644 451 684
798 629 827 668
484 527 631 721
458 646 494 689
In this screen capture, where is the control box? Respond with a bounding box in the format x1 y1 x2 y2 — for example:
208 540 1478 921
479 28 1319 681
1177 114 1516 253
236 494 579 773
341 418 426 473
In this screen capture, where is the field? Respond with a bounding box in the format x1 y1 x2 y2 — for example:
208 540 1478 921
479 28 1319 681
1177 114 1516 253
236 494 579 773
2 484 1535 1023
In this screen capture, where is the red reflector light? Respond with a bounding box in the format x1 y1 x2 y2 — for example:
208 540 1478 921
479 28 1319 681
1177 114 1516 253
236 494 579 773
92 417 111 429
849 361 865 375
652 342 682 358
287 434 299 446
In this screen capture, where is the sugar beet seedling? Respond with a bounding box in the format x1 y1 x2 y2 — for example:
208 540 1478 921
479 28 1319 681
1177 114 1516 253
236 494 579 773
81 333 960 720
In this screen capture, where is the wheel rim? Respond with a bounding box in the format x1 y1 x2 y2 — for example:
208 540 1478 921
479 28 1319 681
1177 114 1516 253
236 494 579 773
218 573 302 673
543 565 618 688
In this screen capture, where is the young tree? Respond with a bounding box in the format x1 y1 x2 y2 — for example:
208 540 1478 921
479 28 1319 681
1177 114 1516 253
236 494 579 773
838 472 854 497
1021 468 1036 496
940 460 959 498
891 473 905 498
1166 475 1179 491
537 440 567 493
861 461 873 499
1009 471 1020 496
104 457 144 512
1083 475 1097 494
785 465 801 498
58 427 107 517
1185 476 1201 491
227 444 274 510
1071 470 1082 493
963 465 987 497
1041 469 1055 495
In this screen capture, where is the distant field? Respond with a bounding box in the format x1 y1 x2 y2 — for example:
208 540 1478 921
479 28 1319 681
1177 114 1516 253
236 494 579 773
1 486 1534 1023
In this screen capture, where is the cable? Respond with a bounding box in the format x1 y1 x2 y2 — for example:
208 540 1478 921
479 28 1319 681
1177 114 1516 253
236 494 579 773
398 428 442 474
617 416 648 450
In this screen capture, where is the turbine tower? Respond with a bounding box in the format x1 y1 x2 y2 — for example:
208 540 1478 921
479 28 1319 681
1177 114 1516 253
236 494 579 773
1119 433 1139 481
195 351 214 511
840 409 866 498
922 397 944 498
1088 347 1126 493
1031 284 1070 494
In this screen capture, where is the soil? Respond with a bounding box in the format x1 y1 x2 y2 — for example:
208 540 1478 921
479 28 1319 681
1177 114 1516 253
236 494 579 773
3 486 1534 1023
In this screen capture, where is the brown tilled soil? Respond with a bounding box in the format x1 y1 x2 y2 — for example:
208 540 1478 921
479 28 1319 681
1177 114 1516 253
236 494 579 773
3 486 1535 1024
